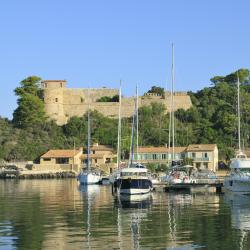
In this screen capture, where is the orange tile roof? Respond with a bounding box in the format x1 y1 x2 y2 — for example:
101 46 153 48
80 154 105 159
41 149 81 158
91 145 113 151
186 144 217 152
137 146 186 154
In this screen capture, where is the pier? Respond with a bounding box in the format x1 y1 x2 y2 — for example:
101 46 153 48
164 181 224 193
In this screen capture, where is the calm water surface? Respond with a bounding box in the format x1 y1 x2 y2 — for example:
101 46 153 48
0 179 249 250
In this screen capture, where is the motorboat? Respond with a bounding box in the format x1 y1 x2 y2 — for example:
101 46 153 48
116 163 153 195
224 76 250 194
116 89 153 195
224 152 250 193
163 165 194 184
191 169 217 183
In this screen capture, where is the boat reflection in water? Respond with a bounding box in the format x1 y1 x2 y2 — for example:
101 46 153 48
115 192 152 250
117 192 153 209
224 192 250 250
78 184 100 249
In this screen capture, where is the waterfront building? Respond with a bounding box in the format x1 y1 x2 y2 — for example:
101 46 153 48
34 144 116 174
80 144 116 173
38 149 83 172
134 144 218 172
186 144 218 172
134 146 186 163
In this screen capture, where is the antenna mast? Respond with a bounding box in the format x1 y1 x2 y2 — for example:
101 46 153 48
171 43 175 161
87 88 91 170
237 73 241 152
136 85 139 162
117 81 122 169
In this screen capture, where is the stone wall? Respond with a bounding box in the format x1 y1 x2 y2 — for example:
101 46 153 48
43 80 192 125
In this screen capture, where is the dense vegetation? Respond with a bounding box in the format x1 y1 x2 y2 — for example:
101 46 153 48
0 69 249 162
146 86 165 97
96 95 119 102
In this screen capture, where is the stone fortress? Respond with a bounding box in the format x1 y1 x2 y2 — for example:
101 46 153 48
42 80 192 125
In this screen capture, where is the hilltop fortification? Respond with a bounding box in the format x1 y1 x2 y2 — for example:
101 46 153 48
42 80 192 125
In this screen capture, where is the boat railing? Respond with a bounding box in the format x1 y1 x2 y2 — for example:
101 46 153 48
235 152 247 159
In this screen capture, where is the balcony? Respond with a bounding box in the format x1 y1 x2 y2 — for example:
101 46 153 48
192 157 210 162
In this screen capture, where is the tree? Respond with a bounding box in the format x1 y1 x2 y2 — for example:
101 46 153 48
96 95 119 102
13 76 46 128
146 86 165 97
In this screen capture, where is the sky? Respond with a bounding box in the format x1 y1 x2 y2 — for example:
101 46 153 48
0 0 249 119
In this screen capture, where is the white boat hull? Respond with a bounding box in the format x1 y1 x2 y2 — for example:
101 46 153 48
224 177 250 194
119 187 151 195
78 172 101 185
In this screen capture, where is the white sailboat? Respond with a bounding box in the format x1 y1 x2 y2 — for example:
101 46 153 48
224 74 250 193
164 44 193 184
78 89 101 185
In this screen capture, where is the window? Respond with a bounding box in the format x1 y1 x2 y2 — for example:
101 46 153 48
192 153 196 158
43 158 51 161
56 158 69 164
44 83 47 88
60 82 63 88
105 158 111 163
162 154 166 160
95 159 97 163
153 154 157 160
55 98 58 102
204 152 208 158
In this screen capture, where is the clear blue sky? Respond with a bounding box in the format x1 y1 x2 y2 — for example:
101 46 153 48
0 0 249 119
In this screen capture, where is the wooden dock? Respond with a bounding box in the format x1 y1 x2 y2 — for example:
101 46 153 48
164 181 223 193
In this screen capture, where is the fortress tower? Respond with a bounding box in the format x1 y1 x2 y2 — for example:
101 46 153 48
42 80 192 125
42 80 67 125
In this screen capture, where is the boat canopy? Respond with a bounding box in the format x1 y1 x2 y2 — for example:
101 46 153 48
230 158 250 169
121 167 148 173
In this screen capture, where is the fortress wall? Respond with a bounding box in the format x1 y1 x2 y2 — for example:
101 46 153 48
141 96 165 107
64 88 118 103
43 81 192 125
172 94 192 110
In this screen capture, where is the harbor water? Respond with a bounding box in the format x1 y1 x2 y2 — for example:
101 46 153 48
0 179 249 250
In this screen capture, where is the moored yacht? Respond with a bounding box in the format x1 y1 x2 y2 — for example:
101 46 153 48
224 152 250 193
117 163 153 195
116 88 152 195
224 74 250 194
163 165 194 184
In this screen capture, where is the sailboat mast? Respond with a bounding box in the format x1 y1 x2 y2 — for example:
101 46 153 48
130 98 136 166
87 88 91 170
237 73 241 152
168 54 172 166
136 85 139 162
117 81 122 169
171 43 175 161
